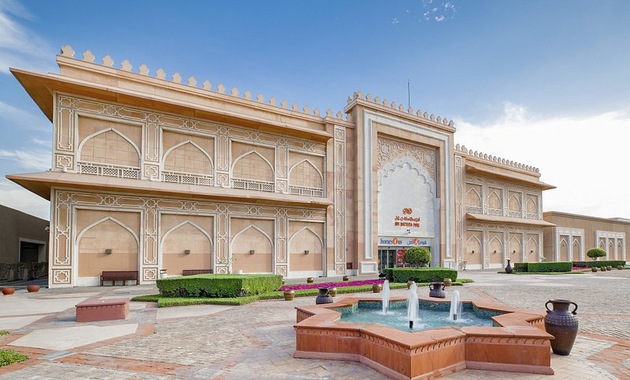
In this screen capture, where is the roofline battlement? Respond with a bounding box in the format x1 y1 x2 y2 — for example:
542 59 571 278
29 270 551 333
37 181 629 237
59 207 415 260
344 90 456 133
58 45 354 126
455 143 540 174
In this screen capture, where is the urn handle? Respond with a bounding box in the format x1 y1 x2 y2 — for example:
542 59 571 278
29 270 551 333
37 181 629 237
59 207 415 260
544 300 553 313
569 302 578 315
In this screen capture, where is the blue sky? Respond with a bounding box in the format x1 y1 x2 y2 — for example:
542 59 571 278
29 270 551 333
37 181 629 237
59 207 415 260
1 0 629 220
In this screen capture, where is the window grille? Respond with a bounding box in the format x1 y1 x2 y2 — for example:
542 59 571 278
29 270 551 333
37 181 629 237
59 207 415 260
78 162 140 179
289 185 325 198
231 178 275 193
162 171 213 186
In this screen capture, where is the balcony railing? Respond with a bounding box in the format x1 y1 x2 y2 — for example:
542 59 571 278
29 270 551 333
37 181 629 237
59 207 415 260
78 162 141 179
231 178 275 193
289 185 325 198
162 171 213 186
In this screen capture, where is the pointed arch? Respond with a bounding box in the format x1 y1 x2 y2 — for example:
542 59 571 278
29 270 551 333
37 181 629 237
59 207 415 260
232 150 274 181
487 189 502 209
526 197 538 214
78 128 140 167
163 141 214 175
231 223 274 274
289 159 323 188
559 237 568 247
378 157 436 196
231 225 273 249
289 226 324 247
161 220 213 247
466 235 482 252
488 235 503 253
77 216 139 245
509 235 521 253
508 193 521 212
161 220 213 274
76 216 139 277
466 187 482 208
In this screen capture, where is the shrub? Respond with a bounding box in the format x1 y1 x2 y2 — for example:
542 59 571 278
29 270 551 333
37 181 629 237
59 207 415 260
386 267 457 283
526 262 573 273
573 260 625 269
157 274 282 298
586 248 607 260
0 349 28 367
403 247 431 267
513 262 528 272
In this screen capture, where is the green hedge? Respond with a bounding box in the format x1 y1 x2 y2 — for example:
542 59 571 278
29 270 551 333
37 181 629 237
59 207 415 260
526 261 573 273
156 274 282 298
513 262 528 272
385 268 458 283
573 260 625 268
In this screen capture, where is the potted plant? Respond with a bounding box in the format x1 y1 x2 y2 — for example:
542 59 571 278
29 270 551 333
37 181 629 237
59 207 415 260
586 248 606 261
404 246 431 267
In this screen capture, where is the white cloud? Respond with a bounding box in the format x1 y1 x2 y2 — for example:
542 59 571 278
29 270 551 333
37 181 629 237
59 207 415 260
0 147 50 171
454 104 630 219
0 100 51 130
0 179 49 219
0 0 56 74
421 0 457 22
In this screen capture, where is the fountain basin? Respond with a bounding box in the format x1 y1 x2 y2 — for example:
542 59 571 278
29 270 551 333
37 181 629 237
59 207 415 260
294 296 553 380
337 300 493 331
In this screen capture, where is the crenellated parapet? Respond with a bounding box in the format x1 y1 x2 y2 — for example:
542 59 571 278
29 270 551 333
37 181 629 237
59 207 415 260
455 143 540 174
59 45 353 124
347 90 455 128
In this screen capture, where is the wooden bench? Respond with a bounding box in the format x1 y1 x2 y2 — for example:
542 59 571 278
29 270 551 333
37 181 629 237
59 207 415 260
182 269 214 276
76 298 129 322
100 270 139 286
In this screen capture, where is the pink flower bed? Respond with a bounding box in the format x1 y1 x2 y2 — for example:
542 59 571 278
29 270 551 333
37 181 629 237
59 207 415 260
280 279 384 291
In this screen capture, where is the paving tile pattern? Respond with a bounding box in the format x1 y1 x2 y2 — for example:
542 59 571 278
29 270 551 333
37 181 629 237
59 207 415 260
1 269 628 379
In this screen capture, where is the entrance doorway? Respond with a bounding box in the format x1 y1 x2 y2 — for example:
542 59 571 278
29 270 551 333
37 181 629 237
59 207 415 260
378 247 404 272
20 240 46 262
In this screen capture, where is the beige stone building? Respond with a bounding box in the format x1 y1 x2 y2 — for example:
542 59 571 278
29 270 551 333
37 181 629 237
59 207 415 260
9 46 560 287
543 212 628 262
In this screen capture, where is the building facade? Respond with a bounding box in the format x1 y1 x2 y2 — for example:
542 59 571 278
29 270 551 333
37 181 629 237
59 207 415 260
543 212 628 262
9 46 558 287
0 204 49 265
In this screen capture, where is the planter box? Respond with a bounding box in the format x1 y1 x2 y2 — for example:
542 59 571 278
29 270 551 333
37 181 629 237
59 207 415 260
76 298 129 322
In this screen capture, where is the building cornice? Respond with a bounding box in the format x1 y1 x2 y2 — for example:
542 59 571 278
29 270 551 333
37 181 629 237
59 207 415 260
7 172 332 209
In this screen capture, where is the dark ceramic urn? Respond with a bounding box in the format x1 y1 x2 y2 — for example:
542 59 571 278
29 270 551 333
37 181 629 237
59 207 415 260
505 259 513 274
544 299 578 355
429 282 445 298
315 288 333 304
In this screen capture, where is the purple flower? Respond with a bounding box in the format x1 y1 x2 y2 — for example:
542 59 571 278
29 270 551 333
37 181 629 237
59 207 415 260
280 279 384 291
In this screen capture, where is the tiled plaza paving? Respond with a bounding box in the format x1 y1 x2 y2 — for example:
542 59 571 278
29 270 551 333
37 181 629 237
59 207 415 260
1 269 628 379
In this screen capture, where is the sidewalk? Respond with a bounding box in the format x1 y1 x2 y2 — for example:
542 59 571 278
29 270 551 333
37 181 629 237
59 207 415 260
1 270 628 379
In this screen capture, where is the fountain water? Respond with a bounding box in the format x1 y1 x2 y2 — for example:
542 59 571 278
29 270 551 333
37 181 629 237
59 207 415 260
407 281 418 329
450 290 462 321
381 280 390 314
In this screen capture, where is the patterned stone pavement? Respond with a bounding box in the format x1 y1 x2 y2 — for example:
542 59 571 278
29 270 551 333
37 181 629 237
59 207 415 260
0 269 628 379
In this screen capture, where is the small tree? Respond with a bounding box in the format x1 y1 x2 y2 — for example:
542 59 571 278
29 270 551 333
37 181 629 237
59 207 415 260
403 247 431 267
586 248 606 261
